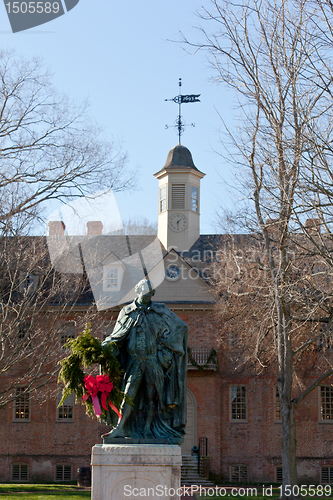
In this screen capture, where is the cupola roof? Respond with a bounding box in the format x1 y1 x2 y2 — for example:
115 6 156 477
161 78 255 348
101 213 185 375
163 144 198 171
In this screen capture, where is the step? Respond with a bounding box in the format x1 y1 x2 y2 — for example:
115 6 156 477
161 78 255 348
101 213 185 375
181 455 215 487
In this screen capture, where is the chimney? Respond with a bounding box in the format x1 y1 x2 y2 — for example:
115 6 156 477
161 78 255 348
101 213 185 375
48 221 65 236
87 221 103 236
305 218 321 235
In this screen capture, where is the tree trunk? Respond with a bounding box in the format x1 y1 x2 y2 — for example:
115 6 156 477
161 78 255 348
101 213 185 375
277 291 298 498
280 390 297 497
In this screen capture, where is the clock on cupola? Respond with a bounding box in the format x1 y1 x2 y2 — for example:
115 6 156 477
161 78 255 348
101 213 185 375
154 144 205 252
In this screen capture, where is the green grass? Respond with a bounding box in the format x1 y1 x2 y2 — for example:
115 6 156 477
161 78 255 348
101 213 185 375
0 484 91 500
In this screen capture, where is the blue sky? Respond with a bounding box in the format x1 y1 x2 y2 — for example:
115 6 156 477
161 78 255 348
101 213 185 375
0 0 237 234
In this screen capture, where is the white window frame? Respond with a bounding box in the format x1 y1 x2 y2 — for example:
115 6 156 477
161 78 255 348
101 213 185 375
19 272 38 294
56 392 74 422
159 184 167 212
103 266 119 291
230 385 248 422
12 387 30 422
11 463 29 482
55 463 73 482
190 185 199 212
103 264 125 293
319 386 333 422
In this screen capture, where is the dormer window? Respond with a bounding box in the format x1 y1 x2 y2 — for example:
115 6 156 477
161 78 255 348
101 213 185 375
105 267 118 290
102 256 125 292
191 186 198 212
19 272 38 294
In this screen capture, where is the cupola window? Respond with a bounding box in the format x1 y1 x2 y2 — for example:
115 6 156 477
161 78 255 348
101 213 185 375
159 185 166 212
191 186 198 212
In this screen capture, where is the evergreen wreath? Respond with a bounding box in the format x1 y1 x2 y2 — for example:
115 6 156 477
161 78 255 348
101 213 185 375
58 323 124 419
187 347 218 371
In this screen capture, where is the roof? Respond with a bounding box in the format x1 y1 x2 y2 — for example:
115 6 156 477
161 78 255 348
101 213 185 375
10 233 260 308
163 144 198 170
154 144 205 178
180 233 263 277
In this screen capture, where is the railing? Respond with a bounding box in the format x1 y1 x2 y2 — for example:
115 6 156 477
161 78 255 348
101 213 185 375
198 437 209 476
190 349 211 365
187 348 218 369
199 437 208 456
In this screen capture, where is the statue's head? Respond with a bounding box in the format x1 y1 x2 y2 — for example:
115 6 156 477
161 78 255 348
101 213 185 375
135 279 155 305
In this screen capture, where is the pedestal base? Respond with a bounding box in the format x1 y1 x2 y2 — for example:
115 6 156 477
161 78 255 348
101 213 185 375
91 444 182 500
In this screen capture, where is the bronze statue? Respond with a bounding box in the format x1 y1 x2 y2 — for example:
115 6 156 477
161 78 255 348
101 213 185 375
101 279 188 444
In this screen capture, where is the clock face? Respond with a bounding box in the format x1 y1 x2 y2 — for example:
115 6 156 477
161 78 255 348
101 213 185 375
166 264 180 281
169 213 187 232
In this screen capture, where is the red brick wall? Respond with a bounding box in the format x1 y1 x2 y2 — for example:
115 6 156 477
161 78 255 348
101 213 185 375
1 310 333 484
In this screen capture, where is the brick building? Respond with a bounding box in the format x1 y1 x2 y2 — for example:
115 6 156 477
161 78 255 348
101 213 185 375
1 144 333 485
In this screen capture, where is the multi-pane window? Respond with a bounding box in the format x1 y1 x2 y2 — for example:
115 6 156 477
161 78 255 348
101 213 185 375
56 392 74 421
321 466 333 484
11 463 29 481
19 272 37 294
171 184 185 209
274 387 281 422
105 268 118 289
103 264 123 292
320 386 333 421
55 464 72 481
59 322 77 348
13 388 30 421
159 185 166 212
275 466 283 482
191 186 198 212
230 464 248 482
230 385 248 421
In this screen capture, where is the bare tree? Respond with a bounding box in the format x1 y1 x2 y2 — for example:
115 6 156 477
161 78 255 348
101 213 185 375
0 50 134 408
183 0 333 493
0 234 95 408
121 217 157 235
0 50 133 229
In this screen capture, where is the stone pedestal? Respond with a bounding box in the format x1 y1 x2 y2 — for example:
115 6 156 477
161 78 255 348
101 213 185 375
91 444 182 500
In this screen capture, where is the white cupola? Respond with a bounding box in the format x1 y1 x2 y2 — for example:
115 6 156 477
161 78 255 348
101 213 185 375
154 144 205 252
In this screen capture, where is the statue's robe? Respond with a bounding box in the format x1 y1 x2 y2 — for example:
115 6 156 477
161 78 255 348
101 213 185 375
102 300 188 443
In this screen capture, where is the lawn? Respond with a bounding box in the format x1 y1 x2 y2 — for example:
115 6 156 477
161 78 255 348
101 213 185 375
0 484 91 500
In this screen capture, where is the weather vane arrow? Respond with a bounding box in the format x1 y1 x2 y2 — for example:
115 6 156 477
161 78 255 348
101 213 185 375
165 78 200 144
167 94 201 104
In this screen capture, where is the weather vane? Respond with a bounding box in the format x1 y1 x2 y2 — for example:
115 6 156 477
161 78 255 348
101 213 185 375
165 78 200 144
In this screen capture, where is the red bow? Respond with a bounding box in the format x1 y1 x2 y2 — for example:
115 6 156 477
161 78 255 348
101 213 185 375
82 374 121 420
